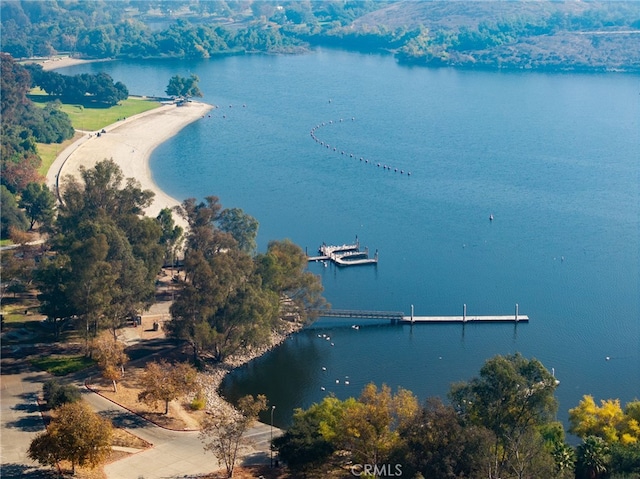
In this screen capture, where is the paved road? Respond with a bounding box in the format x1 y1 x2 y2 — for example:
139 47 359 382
85 386 276 479
0 371 54 478
1 366 278 479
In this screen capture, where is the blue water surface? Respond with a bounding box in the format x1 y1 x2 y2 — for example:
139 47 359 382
59 50 640 428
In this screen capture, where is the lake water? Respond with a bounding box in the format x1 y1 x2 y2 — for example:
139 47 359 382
60 50 640 428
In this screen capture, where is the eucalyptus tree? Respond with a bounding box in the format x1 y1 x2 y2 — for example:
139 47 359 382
256 239 327 322
218 207 258 254
37 160 162 343
394 397 494 479
157 207 183 270
168 196 279 362
449 353 559 479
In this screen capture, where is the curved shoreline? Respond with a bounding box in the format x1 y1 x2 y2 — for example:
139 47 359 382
47 101 214 223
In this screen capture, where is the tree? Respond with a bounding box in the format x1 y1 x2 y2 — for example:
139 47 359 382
138 360 198 414
217 207 258 254
576 436 610 479
256 239 327 321
157 207 183 270
165 74 203 98
609 441 640 477
273 405 336 475
200 394 267 478
168 196 279 363
394 397 494 479
28 401 113 475
40 160 162 343
42 379 81 410
0 53 31 124
551 441 577 478
57 159 154 230
19 182 55 230
92 331 128 392
34 253 74 339
569 396 640 444
335 383 419 466
64 231 116 352
449 353 559 479
0 185 28 239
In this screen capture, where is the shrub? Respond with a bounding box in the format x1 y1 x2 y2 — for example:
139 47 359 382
43 379 81 409
190 392 206 411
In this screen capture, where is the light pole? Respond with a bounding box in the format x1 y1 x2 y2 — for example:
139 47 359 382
270 405 276 467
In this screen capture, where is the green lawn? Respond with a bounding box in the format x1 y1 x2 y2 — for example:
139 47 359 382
37 132 83 177
28 90 162 131
31 355 95 376
32 93 162 176
57 97 161 131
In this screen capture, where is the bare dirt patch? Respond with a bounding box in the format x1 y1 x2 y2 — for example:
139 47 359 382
87 347 206 431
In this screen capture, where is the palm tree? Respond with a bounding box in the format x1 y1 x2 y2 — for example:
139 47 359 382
576 436 610 479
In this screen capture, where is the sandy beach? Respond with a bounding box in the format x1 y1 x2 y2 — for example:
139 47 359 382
47 101 214 223
29 55 112 71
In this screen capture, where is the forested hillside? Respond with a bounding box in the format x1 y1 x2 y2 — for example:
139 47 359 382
356 1 640 70
1 0 639 72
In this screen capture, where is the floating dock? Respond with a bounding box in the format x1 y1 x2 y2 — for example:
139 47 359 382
401 304 528 323
307 237 378 266
399 314 528 324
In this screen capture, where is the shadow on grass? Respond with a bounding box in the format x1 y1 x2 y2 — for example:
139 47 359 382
27 94 113 109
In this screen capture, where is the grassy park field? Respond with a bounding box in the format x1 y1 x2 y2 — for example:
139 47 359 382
31 93 161 176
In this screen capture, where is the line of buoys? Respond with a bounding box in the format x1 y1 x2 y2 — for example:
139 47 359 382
310 119 412 177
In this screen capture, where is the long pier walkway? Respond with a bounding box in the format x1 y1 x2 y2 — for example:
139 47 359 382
313 304 528 324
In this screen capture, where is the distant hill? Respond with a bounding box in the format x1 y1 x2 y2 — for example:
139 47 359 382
351 1 640 71
352 1 594 31
2 0 639 72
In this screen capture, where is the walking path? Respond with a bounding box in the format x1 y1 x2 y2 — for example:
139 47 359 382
46 100 213 229
82 386 276 479
1 360 279 479
0 371 50 477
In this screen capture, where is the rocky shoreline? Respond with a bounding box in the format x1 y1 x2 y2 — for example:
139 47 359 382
196 320 304 417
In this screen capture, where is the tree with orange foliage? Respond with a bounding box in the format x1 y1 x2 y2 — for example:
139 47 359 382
92 331 128 393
